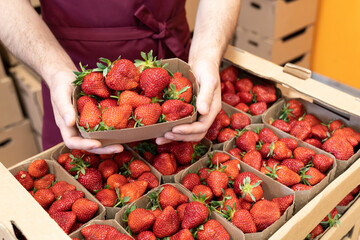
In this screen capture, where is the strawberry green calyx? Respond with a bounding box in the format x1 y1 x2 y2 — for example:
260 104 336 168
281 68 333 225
192 193 209 205
73 62 92 85
123 204 137 222
68 154 89 178
221 202 239 220
267 142 275 158
279 103 294 123
299 167 313 186
264 164 280 180
134 50 162 72
114 187 130 208
191 143 208 163
163 83 190 101
134 141 158 156
321 213 341 228
235 129 248 138
209 188 231 213
93 56 118 78
239 177 262 202
148 187 164 210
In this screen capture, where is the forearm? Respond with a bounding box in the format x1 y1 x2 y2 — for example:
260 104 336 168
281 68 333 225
0 0 76 87
189 0 241 67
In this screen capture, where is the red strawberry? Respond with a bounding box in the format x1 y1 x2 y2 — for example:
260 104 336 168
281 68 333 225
197 219 230 240
192 185 213 203
119 90 151 109
329 120 344 132
322 135 354 160
162 100 194 121
170 142 194 165
250 199 281 231
290 120 312 141
235 78 253 92
182 173 201 191
80 71 110 98
240 199 252 211
153 153 177 175
220 66 238 83
259 143 271 158
206 112 230 141
211 152 231 165
77 168 103 194
127 159 151 178
14 170 34 190
120 180 148 203
34 188 55 209
281 99 305 121
305 138 322 148
48 190 84 214
98 159 119 180
311 124 329 140
238 91 253 104
134 103 162 126
281 159 304 173
222 81 236 95
222 93 240 106
114 150 134 168
235 102 250 113
49 181 76 198
222 159 240 180
230 112 250 130
95 189 117 207
72 198 98 222
105 58 140 90
159 184 189 209
291 183 312 191
80 224 112 239
268 141 292 160
33 173 55 190
312 154 334 172
350 185 360 195
165 72 193 103
50 211 76 234
293 147 316 165
308 224 324 239
182 201 209 229
266 165 301 187
99 98 118 112
228 148 243 160
77 95 98 114
207 169 229 197
79 101 101 130
234 172 262 196
231 209 257 233
28 159 48 178
236 130 259 152
271 119 291 133
322 208 338 222
140 67 170 97
242 150 262 171
128 208 156 234
106 174 128 190
198 168 210 182
83 155 100 169
137 172 159 189
271 195 294 215
217 128 237 143
153 206 180 238
253 85 277 103
137 231 157 240
338 193 354 206
278 138 298 151
238 176 263 202
258 128 278 144
176 203 188 223
57 153 71 166
303 114 321 127
218 188 241 212
301 167 325 186
102 104 132 129
249 102 267 116
170 229 194 240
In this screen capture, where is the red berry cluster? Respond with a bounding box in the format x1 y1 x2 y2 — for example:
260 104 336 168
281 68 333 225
14 159 99 234
220 65 279 116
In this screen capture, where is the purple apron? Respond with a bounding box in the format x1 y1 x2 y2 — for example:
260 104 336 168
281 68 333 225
40 0 191 149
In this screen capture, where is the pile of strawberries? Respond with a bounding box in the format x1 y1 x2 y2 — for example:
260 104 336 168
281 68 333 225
205 109 251 144
73 51 195 131
270 99 360 160
127 139 208 176
56 148 159 208
227 127 334 190
14 159 99 234
180 152 294 233
72 224 132 240
122 184 231 239
220 65 279 116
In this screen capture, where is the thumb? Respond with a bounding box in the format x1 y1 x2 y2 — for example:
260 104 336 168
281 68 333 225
196 77 217 116
51 80 76 127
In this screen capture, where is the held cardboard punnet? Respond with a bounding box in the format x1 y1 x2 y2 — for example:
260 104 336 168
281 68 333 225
69 219 131 239
115 183 246 240
222 124 337 213
50 143 162 219
174 151 294 240
73 58 199 146
263 98 360 177
238 0 318 39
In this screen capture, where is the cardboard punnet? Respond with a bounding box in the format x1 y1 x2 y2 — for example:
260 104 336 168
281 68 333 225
238 0 318 39
115 183 246 240
0 120 39 168
223 124 337 213
234 25 314 65
50 143 162 219
263 98 360 177
10 64 43 135
74 58 198 146
174 151 295 240
0 77 23 130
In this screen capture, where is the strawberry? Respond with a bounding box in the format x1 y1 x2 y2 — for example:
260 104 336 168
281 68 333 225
220 66 238 83
293 147 316 165
329 120 344 132
28 159 48 178
256 92 277 104
77 168 103 194
253 84 275 95
74 69 110 98
182 173 201 191
258 128 278 144
120 180 148 203
238 176 263 202
268 141 292 160
176 203 188 223
72 198 98 222
234 172 262 196
238 91 253 104
153 206 180 238
236 130 259 152
162 100 194 121
48 190 84 214
217 128 237 143
49 211 76 234
259 143 271 158
197 219 230 240
118 90 151 109
182 201 209 229
271 119 291 133
206 111 230 140
311 124 329 140
291 183 312 191
133 103 162 126
266 165 301 187
83 155 100 169
170 229 194 240
153 153 177 175
207 168 229 197
312 154 334 172
222 93 240 106
49 181 76 198
137 231 157 240
305 138 322 148
338 193 354 206
98 98 117 112
266 158 281 168
278 138 298 151
95 189 117 207
128 208 156 233
228 148 243 160
290 120 312 141
159 184 189 209
230 209 257 233
170 142 195 165
79 101 101 130
249 102 267 116
271 195 294 215
250 199 281 231
164 72 193 103
242 150 262 171
57 153 71 166
76 95 98 114
192 185 213 203
222 81 236 95
34 188 55 209
350 185 360 195
222 159 240 180
33 174 55 190
235 102 250 113
322 208 338 222
279 99 305 122
106 174 128 190
125 159 150 179
114 150 134 168
307 224 324 239
102 104 132 129
218 188 241 212
105 58 140 90
322 135 354 160
240 199 252 211
211 152 231 165
98 159 119 180
235 78 253 92
80 224 115 239
140 67 170 97
281 158 304 173
303 114 321 127
137 172 159 189
230 112 250 130
198 168 210 182
14 170 34 190
301 167 325 186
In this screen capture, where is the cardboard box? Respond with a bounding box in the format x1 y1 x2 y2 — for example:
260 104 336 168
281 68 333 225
234 25 314 65
10 64 43 135
0 77 23 129
34 130 43 152
238 0 318 39
0 42 19 67
279 51 311 69
0 57 6 79
75 58 199 146
185 0 199 32
0 120 39 168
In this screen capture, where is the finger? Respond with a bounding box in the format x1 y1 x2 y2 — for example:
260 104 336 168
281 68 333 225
171 120 211 135
163 131 206 142
196 79 217 116
155 137 175 145
85 144 124 155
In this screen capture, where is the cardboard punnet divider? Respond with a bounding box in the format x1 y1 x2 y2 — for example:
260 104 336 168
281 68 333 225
173 151 295 240
114 183 246 240
73 58 199 146
263 98 360 178
50 143 162 219
223 123 337 213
